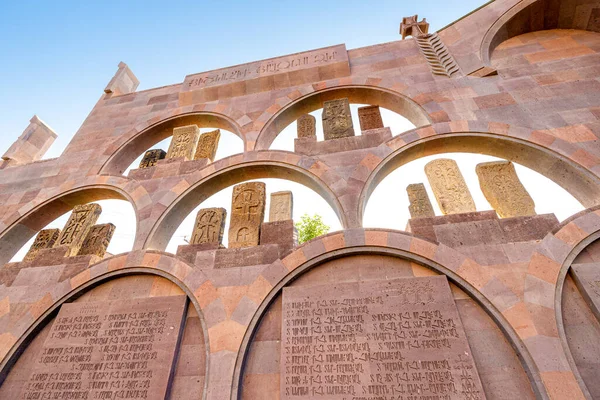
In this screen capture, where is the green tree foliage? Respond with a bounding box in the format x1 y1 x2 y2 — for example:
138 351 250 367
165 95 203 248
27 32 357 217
295 214 330 244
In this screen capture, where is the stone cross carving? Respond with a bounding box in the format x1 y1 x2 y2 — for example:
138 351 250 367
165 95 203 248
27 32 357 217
23 228 61 262
406 183 435 218
400 15 430 39
358 105 384 131
77 223 116 258
166 125 201 160
55 204 102 256
269 191 293 222
322 98 354 140
228 182 266 248
476 161 536 218
191 207 227 245
424 159 476 215
194 129 221 161
139 149 166 169
297 114 316 138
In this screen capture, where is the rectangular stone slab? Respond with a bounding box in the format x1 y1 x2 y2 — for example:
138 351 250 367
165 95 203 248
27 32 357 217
23 228 61 262
322 98 355 140
228 182 266 248
407 183 435 218
358 105 384 131
166 125 201 160
55 203 102 257
425 159 476 215
20 295 187 400
194 129 221 161
281 276 486 400
297 114 316 139
571 263 600 322
77 223 116 257
269 191 293 222
191 207 227 245
139 149 166 168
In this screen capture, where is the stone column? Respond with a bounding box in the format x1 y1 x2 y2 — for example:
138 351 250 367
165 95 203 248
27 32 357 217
424 159 476 215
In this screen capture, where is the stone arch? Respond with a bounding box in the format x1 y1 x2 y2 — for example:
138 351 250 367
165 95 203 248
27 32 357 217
231 229 547 399
0 250 210 398
253 85 432 150
481 0 600 65
358 124 600 226
0 177 148 267
99 111 244 175
143 153 347 251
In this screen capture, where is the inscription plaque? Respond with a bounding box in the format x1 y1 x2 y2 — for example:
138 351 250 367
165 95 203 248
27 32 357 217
281 276 485 400
20 295 187 400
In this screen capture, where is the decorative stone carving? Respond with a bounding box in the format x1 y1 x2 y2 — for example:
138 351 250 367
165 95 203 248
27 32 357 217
358 105 384 131
425 159 476 215
166 124 201 160
297 114 316 138
476 161 536 218
269 191 293 222
399 14 430 39
77 223 116 257
407 183 435 218
139 149 166 168
194 129 221 161
322 98 354 140
55 204 102 256
191 207 227 246
23 229 61 262
228 182 266 248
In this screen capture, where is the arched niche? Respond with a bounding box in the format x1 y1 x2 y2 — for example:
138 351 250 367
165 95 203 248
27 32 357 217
254 86 431 150
100 112 244 175
481 0 600 65
144 159 346 251
233 246 543 399
0 185 138 267
359 132 600 226
0 270 208 399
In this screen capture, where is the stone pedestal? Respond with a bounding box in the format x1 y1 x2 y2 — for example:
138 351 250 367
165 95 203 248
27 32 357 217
294 127 391 156
260 220 298 257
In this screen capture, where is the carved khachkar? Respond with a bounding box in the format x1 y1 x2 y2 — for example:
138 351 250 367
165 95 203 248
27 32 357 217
399 14 430 39
191 207 227 245
297 114 316 138
139 149 166 168
425 159 476 215
406 183 435 218
23 229 61 262
476 161 536 218
358 105 384 131
77 223 116 257
194 129 221 161
55 204 102 256
228 182 266 248
269 191 293 222
166 124 201 160
322 98 354 140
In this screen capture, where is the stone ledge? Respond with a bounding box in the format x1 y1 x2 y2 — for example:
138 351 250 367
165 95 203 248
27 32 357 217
127 157 210 180
294 127 392 156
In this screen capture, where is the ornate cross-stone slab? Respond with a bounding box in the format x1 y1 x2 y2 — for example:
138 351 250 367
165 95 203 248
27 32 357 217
55 204 102 256
139 149 166 168
322 98 354 140
476 161 535 218
400 14 430 39
228 182 266 248
281 276 486 400
269 191 293 222
407 183 435 218
191 207 227 245
23 228 61 262
194 129 221 161
19 296 187 400
297 114 316 138
358 105 384 131
425 159 476 215
77 223 116 257
166 125 201 160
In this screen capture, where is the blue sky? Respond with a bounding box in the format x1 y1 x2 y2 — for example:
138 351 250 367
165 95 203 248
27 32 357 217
0 0 488 157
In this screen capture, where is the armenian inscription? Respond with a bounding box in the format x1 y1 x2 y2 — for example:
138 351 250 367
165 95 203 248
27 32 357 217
281 276 485 400
20 296 187 400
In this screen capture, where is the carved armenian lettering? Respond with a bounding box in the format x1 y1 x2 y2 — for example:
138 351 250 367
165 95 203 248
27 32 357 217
297 114 316 139
322 98 355 140
425 159 476 215
358 105 384 131
194 129 221 161
407 183 435 218
56 204 102 257
476 161 535 218
23 228 61 262
191 207 226 245
228 182 266 248
139 149 166 169
166 125 201 160
20 296 187 400
281 276 486 400
77 223 116 257
269 191 293 222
